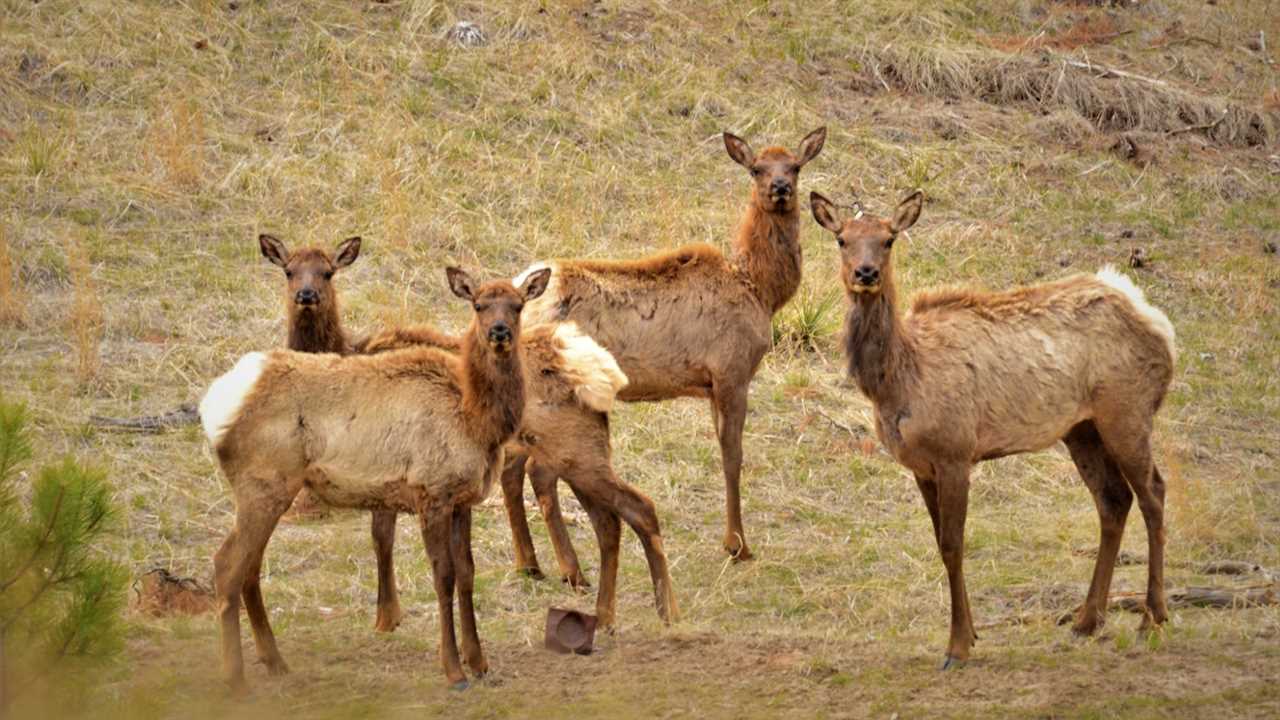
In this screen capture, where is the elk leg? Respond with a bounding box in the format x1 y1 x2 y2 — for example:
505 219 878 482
602 472 678 623
1064 421 1133 636
214 488 293 695
420 509 467 689
499 453 544 579
371 509 403 632
530 460 588 589
913 474 942 547
935 465 976 669
242 528 289 676
1096 418 1168 631
450 505 487 676
569 486 621 631
712 382 752 561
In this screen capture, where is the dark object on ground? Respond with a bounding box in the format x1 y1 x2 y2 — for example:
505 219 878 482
134 568 214 616
89 403 199 432
1200 560 1264 575
1129 247 1147 268
545 608 597 655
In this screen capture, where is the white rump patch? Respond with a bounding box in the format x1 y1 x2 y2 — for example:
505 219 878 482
552 323 628 413
199 352 267 446
1095 266 1177 363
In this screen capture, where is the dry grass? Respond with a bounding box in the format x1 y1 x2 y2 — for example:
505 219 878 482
0 221 27 327
1 0 1278 717
66 234 102 386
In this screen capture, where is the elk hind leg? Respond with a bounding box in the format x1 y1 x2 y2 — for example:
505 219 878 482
1063 420 1133 637
530 460 588 588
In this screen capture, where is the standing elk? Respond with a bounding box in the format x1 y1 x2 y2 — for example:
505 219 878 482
503 126 826 569
258 232 406 631
199 266 550 693
810 189 1175 669
357 322 679 629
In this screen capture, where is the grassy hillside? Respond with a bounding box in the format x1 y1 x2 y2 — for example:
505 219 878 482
2 0 1278 717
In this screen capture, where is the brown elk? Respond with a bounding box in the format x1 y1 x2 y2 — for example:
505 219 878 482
258 233 407 631
199 266 550 693
504 127 826 569
810 189 1176 669
357 322 679 628
258 233 360 354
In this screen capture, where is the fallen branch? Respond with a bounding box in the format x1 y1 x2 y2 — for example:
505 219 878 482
1167 110 1228 137
1050 584 1280 625
814 407 869 440
1062 58 1169 87
89 403 199 433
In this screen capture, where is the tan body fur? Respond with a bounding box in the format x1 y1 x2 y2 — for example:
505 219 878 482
202 267 550 694
358 322 678 629
812 190 1175 669
511 127 827 562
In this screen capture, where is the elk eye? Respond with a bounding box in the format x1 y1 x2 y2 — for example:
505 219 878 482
474 303 486 312
285 270 293 278
837 238 846 248
886 236 895 248
540 367 556 376
750 167 761 177
323 271 334 280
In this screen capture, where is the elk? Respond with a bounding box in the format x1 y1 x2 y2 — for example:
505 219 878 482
199 266 550 693
357 322 679 628
504 127 826 568
258 233 410 631
810 189 1176 669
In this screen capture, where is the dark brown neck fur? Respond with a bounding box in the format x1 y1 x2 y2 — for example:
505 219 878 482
843 266 914 406
458 327 524 451
288 302 348 355
733 197 802 314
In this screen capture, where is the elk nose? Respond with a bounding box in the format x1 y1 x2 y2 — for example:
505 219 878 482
854 265 880 286
770 178 792 197
295 288 319 305
489 324 512 343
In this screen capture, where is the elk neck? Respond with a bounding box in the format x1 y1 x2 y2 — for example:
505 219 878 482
458 328 525 451
287 301 348 354
733 197 803 314
843 266 913 406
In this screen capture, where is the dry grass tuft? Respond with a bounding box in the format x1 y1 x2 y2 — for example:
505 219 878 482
0 222 27 327
150 99 206 190
67 235 103 385
855 43 1278 146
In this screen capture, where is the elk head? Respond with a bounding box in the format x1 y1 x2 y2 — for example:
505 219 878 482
811 190 923 298
259 234 361 313
724 127 826 213
446 266 551 356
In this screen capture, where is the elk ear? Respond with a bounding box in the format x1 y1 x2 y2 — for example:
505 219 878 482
796 126 827 166
334 236 361 268
723 132 754 169
519 267 552 301
891 190 924 234
259 234 289 268
446 267 476 301
810 192 843 234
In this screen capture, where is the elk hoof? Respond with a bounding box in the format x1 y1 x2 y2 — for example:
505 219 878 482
939 655 966 672
449 679 471 692
262 656 291 676
518 566 546 581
